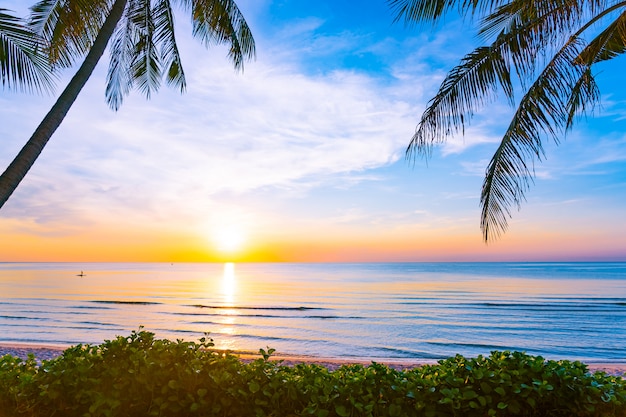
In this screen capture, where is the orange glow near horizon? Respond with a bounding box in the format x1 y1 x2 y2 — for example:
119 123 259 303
0 216 624 262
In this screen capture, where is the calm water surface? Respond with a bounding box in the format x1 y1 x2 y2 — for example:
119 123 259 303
1 262 625 362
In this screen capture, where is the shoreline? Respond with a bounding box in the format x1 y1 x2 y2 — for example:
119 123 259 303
1 342 625 375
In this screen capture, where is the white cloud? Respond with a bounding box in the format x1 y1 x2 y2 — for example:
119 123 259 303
460 159 490 176
440 128 502 156
2 35 425 227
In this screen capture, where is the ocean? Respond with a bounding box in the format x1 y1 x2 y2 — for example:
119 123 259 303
1 262 625 363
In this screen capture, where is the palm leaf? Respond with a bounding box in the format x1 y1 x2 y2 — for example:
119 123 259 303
106 1 137 110
153 0 186 91
566 66 599 129
479 0 613 85
577 9 626 64
407 1 600 161
387 0 510 24
179 0 255 70
0 8 54 92
408 14 574 160
128 0 161 99
401 0 614 152
408 44 514 160
395 0 625 242
29 0 110 68
29 0 71 66
480 38 598 241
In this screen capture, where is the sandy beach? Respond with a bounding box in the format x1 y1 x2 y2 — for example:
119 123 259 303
1 342 624 375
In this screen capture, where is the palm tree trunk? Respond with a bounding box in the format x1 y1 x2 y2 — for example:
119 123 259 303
0 0 128 210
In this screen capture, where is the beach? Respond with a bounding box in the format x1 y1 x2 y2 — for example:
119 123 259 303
2 342 624 375
0 342 431 370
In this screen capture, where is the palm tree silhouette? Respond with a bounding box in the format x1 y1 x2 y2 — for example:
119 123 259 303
391 0 624 241
0 0 255 209
0 7 53 92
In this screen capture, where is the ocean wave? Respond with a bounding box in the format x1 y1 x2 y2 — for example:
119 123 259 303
187 304 325 311
91 300 162 305
170 311 363 320
426 340 523 352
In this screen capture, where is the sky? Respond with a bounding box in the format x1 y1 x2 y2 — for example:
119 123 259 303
1 0 625 262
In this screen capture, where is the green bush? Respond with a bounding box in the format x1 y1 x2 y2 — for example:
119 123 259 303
0 330 624 417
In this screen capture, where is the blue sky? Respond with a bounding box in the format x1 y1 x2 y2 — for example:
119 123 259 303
1 0 625 261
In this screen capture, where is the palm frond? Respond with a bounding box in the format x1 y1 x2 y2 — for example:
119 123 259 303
128 0 161 99
566 66 599 129
480 38 596 241
29 0 66 63
106 2 137 110
182 0 255 70
395 1 626 242
106 0 254 109
577 8 626 63
478 0 608 82
407 1 605 162
387 0 510 24
153 0 186 91
480 0 611 38
407 37 516 159
29 0 109 68
0 8 54 92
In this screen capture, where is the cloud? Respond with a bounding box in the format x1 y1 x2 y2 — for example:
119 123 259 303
2 35 425 227
440 128 502 156
530 131 626 180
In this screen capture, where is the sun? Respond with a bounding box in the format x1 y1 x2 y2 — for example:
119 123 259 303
213 227 246 254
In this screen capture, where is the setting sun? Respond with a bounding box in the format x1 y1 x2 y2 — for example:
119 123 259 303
213 227 246 254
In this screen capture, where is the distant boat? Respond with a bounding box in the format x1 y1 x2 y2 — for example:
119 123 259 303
77 271 86 277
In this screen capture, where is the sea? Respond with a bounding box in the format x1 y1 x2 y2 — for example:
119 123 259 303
1 262 625 363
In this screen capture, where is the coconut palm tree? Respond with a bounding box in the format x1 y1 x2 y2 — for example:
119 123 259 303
0 0 254 209
390 0 624 241
0 7 53 92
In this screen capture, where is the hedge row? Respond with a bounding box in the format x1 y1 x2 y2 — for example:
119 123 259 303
1 330 624 417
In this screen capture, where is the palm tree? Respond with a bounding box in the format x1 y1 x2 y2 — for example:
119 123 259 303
390 0 624 241
0 7 54 92
0 0 254 209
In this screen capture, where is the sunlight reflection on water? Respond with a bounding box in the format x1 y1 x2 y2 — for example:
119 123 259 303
221 262 237 306
0 262 625 361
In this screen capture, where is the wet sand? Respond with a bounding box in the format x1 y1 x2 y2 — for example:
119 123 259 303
1 342 624 375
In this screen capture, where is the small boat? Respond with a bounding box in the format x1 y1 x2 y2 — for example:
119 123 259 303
77 271 86 277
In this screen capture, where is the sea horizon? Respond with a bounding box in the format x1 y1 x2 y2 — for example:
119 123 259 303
3 260 625 264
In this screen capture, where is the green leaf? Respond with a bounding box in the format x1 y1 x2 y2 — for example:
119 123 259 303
463 389 478 400
249 381 260 393
335 405 350 417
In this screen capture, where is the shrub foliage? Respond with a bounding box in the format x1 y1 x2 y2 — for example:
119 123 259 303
0 330 624 416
